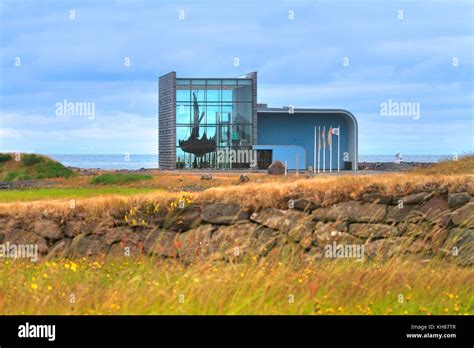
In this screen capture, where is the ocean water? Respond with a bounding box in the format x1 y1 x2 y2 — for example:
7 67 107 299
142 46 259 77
48 154 158 170
48 154 453 170
358 154 452 163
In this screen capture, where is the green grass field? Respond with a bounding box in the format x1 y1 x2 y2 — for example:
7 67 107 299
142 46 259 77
0 257 471 315
90 173 153 185
0 187 158 202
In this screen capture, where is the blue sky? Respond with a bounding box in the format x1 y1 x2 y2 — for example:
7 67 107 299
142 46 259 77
0 0 473 155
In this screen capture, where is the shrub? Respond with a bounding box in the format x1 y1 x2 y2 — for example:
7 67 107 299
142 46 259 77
4 170 31 181
34 160 74 179
4 171 21 181
0 154 12 163
90 173 153 185
22 154 43 166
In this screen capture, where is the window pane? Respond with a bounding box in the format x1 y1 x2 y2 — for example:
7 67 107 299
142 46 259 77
206 89 220 103
189 88 205 103
177 79 190 85
232 125 252 145
222 89 233 102
222 79 237 86
191 79 206 87
176 89 190 102
206 79 221 86
236 84 252 102
237 79 252 85
206 104 219 124
176 103 191 124
236 102 252 123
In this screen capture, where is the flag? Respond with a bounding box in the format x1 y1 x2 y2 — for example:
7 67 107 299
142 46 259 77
332 127 340 136
318 127 321 149
328 127 333 172
322 127 326 149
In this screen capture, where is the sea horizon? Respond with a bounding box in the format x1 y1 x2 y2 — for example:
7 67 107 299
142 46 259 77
45 154 457 170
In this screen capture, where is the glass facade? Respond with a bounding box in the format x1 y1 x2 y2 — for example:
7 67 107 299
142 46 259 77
175 78 254 169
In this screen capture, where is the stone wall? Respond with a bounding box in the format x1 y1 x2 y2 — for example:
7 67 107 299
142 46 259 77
0 189 472 265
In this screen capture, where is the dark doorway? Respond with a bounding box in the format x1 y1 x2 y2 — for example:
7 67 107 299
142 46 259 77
257 149 273 169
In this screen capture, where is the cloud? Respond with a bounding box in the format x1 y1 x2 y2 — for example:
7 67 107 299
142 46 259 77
0 0 472 155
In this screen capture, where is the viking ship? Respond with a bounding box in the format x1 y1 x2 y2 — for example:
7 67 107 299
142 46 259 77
178 92 216 156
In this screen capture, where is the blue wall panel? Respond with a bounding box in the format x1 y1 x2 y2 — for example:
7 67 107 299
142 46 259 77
257 112 349 170
254 145 306 170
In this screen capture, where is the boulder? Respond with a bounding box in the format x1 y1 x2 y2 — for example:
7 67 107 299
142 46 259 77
92 219 116 235
63 220 85 238
313 222 363 246
32 220 63 241
174 224 214 262
70 234 106 257
448 192 471 209
210 223 259 256
105 227 140 245
423 227 449 254
46 239 71 258
200 174 213 180
143 230 178 258
364 237 410 260
201 203 250 225
267 160 285 175
108 242 143 257
167 209 202 231
451 203 474 228
392 192 434 205
361 193 393 205
239 175 250 184
419 196 450 227
1 219 21 234
4 229 48 254
312 201 387 223
250 207 308 233
255 226 281 242
442 228 473 266
403 239 434 255
348 223 397 240
397 222 430 238
386 205 417 223
258 235 283 256
292 198 320 212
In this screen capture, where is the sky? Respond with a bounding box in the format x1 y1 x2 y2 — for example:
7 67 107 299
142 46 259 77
0 0 473 155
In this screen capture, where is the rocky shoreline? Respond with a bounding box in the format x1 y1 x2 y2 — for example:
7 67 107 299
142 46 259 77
1 186 472 266
357 162 432 171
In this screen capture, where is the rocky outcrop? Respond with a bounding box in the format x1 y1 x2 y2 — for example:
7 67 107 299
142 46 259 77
0 188 472 266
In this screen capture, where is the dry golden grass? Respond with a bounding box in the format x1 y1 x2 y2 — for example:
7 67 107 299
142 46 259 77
413 155 474 175
0 172 472 217
0 256 472 315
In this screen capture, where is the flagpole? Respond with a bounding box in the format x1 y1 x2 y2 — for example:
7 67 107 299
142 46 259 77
337 125 340 172
317 126 320 174
329 127 332 173
323 126 326 173
313 126 316 174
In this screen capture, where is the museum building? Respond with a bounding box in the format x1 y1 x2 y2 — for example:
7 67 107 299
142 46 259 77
158 71 358 171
